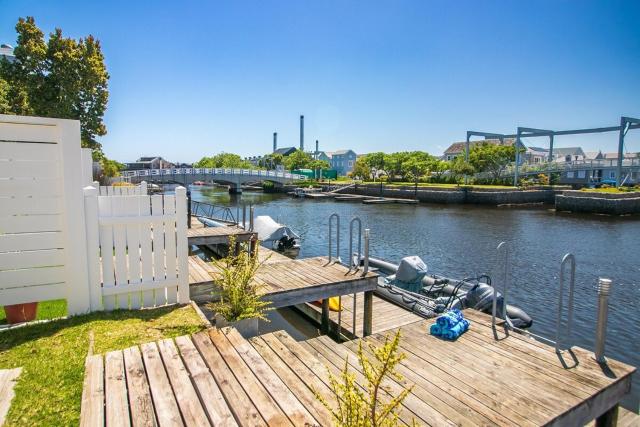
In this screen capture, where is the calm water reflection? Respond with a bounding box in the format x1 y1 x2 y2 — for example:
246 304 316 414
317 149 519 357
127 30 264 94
189 185 640 406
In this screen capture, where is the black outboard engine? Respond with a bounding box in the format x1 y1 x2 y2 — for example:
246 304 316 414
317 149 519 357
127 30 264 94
464 283 533 329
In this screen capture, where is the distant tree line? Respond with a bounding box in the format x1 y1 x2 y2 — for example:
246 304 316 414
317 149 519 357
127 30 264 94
194 149 330 172
352 142 516 184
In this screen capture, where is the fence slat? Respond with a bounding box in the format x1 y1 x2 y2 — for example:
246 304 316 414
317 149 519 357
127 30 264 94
163 195 177 305
84 186 102 311
0 140 59 160
151 195 165 306
139 195 154 307
0 215 63 234
125 196 142 309
0 282 66 305
0 232 63 253
99 196 116 310
112 197 128 309
175 187 189 303
0 179 62 197
0 160 60 179
0 266 65 289
0 196 62 216
0 249 64 270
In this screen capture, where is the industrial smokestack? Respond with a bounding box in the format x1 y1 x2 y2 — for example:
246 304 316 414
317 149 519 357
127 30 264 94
299 115 304 151
315 140 319 159
273 132 278 152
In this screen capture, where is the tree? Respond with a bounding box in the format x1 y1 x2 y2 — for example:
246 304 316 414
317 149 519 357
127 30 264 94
450 156 475 181
429 159 450 179
259 153 284 169
0 17 109 152
283 149 313 170
468 142 516 179
194 152 252 169
365 152 386 172
352 156 371 180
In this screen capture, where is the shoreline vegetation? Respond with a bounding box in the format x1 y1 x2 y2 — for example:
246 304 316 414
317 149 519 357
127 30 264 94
0 304 207 426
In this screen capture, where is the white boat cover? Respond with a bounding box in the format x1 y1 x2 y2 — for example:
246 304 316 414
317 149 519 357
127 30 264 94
253 215 300 243
395 256 428 283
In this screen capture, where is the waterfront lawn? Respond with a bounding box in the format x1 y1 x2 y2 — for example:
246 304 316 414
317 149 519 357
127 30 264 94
0 299 67 325
0 304 207 426
580 187 640 193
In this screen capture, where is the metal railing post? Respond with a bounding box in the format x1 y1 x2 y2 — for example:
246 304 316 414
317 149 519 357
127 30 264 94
249 206 254 231
187 190 192 228
348 217 362 272
242 204 247 229
492 241 509 332
555 253 576 353
328 213 340 263
363 229 370 276
594 278 612 363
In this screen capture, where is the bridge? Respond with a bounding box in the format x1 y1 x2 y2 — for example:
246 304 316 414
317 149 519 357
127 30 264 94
122 167 306 193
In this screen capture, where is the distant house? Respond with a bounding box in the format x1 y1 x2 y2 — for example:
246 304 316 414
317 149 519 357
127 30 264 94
442 138 515 161
525 147 549 164
551 147 585 163
326 149 357 176
314 151 332 163
0 44 15 63
125 156 174 170
273 147 297 157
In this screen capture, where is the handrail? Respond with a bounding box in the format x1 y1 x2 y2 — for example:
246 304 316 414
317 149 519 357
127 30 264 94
348 217 363 336
555 253 576 353
328 213 340 263
190 200 236 223
491 241 510 332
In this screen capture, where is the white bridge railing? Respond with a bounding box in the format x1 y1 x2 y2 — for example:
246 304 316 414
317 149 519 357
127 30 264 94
122 167 307 180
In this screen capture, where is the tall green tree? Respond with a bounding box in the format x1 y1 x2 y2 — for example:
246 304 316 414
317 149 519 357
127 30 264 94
351 156 371 179
468 142 515 179
194 152 252 169
283 149 314 170
0 17 109 152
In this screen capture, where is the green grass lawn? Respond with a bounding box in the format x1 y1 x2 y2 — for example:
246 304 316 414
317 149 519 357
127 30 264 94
0 304 207 426
580 187 640 193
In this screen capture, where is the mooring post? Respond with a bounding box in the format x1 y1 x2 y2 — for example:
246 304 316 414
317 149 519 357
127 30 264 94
249 205 254 231
321 299 330 334
594 278 612 363
242 204 247 230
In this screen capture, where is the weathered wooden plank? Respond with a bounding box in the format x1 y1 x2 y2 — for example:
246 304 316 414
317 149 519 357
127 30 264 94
140 342 184 427
156 339 210 427
208 328 293 426
0 368 22 427
174 336 237 427
122 346 156 427
191 331 266 427
223 328 317 426
105 351 131 427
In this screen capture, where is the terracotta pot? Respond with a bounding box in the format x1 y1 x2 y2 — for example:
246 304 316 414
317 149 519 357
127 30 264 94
3 302 38 324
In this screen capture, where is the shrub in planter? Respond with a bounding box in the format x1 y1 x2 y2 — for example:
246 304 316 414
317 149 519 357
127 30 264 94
208 237 271 337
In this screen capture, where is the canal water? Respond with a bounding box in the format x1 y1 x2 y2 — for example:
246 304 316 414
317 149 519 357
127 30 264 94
190 186 639 407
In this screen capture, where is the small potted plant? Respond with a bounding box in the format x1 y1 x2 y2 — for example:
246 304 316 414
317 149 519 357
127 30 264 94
208 237 270 338
3 302 38 324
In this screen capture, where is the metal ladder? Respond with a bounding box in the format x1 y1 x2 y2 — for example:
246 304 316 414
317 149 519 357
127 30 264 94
327 213 370 339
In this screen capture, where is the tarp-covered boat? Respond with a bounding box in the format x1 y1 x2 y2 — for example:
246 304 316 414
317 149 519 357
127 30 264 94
252 215 301 258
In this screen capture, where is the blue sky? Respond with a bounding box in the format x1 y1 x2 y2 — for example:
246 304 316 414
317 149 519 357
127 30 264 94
1 0 639 163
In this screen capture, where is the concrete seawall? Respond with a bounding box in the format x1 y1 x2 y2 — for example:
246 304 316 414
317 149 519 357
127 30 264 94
556 191 640 215
339 184 557 205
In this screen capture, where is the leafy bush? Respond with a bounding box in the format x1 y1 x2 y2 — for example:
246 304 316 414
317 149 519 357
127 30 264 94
208 237 271 322
314 330 414 426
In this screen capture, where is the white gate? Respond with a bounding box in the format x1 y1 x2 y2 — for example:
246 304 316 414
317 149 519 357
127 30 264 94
0 115 90 314
83 187 189 311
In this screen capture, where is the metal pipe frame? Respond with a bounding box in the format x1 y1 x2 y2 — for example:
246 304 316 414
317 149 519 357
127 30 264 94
555 253 576 353
328 213 340 263
466 116 640 187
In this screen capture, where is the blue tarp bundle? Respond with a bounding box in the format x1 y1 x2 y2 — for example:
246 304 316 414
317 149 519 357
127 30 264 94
430 309 470 340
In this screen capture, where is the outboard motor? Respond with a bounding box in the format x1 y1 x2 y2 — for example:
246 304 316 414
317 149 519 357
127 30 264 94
465 283 532 329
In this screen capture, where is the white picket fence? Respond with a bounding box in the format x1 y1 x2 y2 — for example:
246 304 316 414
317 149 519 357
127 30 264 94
98 181 147 196
1 114 188 315
84 186 188 311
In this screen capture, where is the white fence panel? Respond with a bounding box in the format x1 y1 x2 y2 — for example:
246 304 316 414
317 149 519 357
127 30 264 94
98 181 147 196
0 115 89 312
84 187 188 311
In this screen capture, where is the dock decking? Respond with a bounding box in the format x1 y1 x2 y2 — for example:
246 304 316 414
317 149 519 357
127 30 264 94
81 309 637 426
187 218 255 246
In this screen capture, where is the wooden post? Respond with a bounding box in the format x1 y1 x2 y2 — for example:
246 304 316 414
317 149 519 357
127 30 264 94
595 404 619 427
321 299 330 334
363 290 373 336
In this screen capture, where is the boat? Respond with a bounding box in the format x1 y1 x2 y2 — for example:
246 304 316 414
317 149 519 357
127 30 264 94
252 215 301 258
288 187 308 198
363 255 533 329
192 180 206 186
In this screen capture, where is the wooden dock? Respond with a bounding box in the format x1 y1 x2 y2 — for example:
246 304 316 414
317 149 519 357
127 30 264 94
81 309 637 426
187 217 255 246
189 254 379 334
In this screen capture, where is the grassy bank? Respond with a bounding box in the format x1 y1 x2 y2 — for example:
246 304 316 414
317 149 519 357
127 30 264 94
0 304 207 426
